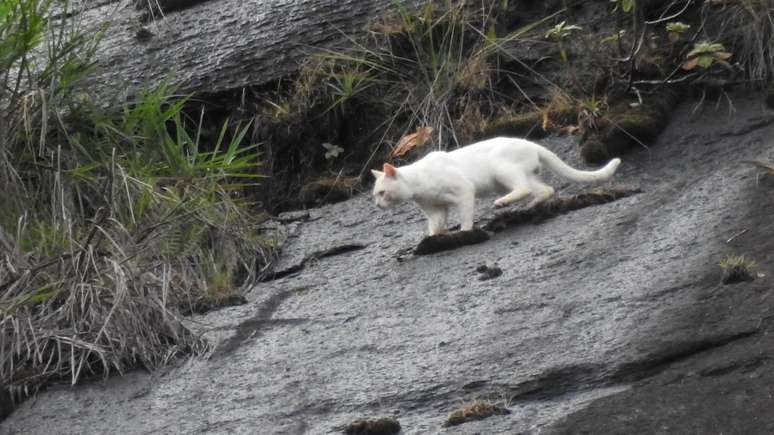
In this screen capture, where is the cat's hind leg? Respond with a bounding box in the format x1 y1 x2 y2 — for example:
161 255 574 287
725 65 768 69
525 176 555 208
493 166 530 209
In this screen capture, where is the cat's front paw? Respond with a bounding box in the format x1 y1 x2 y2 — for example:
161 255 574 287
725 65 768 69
493 199 507 209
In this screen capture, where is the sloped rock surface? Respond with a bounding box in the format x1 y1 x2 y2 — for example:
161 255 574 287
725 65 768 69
3 93 774 434
68 0 427 99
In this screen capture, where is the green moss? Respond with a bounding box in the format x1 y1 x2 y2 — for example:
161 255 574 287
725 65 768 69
480 107 577 140
580 92 675 164
482 111 546 139
344 417 401 435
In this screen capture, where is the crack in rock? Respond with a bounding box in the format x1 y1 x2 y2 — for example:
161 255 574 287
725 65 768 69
261 243 367 282
610 330 760 383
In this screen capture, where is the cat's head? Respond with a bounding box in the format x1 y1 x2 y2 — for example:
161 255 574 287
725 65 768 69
371 163 410 209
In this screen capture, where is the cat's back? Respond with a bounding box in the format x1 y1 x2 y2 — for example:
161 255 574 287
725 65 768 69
448 137 536 159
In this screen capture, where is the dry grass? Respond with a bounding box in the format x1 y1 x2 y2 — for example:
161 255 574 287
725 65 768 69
0 0 278 402
719 254 756 284
443 399 510 427
706 0 774 84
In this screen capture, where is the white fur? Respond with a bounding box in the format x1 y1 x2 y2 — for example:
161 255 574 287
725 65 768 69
371 137 621 236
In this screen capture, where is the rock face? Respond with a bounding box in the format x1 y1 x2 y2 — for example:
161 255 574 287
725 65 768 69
3 93 774 434
71 0 426 99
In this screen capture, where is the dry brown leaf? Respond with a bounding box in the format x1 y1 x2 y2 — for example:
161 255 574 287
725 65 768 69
715 51 733 60
392 126 433 157
541 110 552 131
681 57 699 71
560 125 580 135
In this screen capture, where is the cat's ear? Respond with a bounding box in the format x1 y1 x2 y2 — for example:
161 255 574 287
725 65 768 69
371 169 384 178
383 163 397 178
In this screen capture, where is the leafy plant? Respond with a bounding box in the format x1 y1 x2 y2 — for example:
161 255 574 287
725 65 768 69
610 0 635 13
666 21 690 43
324 68 373 113
681 42 733 70
601 29 626 44
545 21 582 62
545 21 583 41
322 142 345 159
578 95 608 131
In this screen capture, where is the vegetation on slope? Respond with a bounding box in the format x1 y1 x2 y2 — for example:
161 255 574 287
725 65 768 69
0 0 276 398
1 0 773 408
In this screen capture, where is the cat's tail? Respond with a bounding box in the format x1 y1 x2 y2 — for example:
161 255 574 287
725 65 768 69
537 148 621 183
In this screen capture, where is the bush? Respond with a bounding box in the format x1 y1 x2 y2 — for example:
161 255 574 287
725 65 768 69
0 0 276 398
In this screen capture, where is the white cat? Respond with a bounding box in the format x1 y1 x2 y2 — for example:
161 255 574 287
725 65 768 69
371 137 621 236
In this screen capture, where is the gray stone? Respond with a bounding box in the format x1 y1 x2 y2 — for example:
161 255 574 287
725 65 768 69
3 93 774 434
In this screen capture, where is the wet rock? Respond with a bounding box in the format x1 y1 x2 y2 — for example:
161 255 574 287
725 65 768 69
71 0 432 98
4 92 774 435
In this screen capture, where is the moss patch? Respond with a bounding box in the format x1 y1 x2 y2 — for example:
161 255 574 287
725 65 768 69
482 111 546 139
480 107 577 140
344 416 401 435
580 92 676 164
443 400 510 427
414 229 490 255
483 187 641 232
299 176 360 208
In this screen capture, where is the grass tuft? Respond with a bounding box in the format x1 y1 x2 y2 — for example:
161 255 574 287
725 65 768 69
719 254 756 285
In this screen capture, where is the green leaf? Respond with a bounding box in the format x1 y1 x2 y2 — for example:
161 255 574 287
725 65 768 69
687 42 726 58
666 21 690 33
696 55 714 68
